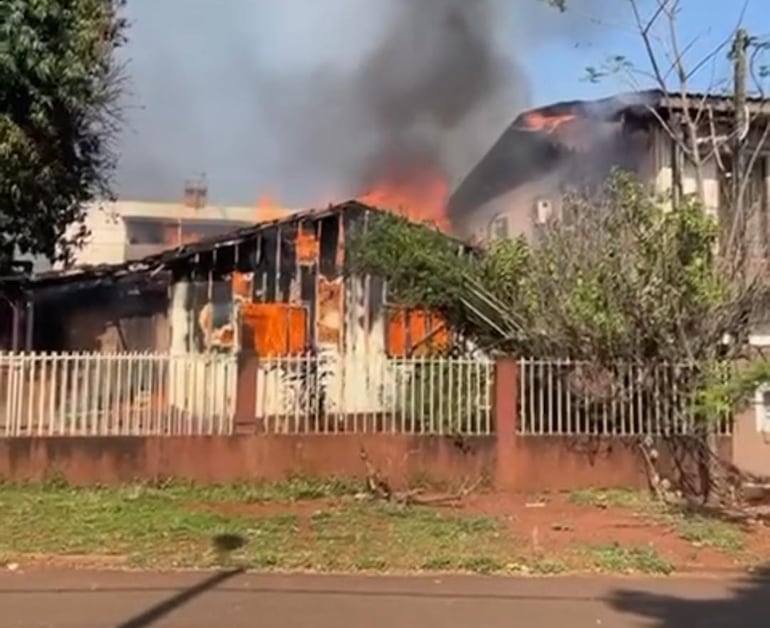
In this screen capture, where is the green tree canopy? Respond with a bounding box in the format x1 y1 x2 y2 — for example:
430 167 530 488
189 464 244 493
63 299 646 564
350 171 760 365
0 0 126 270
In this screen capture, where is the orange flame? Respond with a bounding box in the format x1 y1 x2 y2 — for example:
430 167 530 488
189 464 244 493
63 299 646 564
256 195 294 222
252 167 452 233
523 111 576 133
358 168 450 231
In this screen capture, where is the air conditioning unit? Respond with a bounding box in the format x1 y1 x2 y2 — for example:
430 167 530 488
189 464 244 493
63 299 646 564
534 198 552 225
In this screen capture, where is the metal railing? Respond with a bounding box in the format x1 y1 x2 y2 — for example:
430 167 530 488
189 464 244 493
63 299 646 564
0 352 738 438
255 353 495 435
518 358 732 436
0 352 237 436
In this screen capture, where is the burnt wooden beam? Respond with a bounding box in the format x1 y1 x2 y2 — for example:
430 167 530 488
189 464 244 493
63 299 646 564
318 214 340 278
278 222 298 303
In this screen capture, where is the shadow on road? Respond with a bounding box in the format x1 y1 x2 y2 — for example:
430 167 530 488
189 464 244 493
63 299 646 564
115 568 244 628
608 566 770 628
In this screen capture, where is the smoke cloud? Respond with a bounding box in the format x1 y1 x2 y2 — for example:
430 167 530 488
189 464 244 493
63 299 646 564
115 0 619 205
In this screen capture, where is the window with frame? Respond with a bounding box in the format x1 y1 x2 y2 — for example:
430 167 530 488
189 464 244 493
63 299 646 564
125 218 168 245
755 385 770 433
490 216 508 239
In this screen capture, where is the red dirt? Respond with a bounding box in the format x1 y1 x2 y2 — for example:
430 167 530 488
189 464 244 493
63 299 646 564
3 553 129 571
188 491 770 573
458 492 770 571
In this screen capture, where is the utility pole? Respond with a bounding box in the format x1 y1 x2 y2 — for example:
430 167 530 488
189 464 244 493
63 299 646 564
732 28 748 225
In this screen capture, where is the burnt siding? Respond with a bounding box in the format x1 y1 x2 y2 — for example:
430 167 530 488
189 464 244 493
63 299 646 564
319 215 340 279
18 207 384 354
178 211 360 351
31 282 168 352
278 223 297 303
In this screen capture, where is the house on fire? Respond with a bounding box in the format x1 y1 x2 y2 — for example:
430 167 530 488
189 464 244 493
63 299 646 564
449 89 770 250
0 202 463 415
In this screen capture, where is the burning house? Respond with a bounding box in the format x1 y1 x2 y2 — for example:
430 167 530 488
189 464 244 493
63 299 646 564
3 202 459 355
448 90 770 246
0 202 464 417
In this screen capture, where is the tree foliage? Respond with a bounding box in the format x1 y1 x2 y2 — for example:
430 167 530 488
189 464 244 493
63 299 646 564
351 171 757 366
0 0 127 269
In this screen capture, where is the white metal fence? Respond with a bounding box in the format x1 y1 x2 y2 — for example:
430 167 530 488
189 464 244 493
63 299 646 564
255 354 495 435
0 352 237 436
518 358 732 436
3 352 735 438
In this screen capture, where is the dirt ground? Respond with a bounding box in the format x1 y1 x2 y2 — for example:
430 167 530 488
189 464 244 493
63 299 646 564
4 483 769 575
189 490 770 574
458 492 770 572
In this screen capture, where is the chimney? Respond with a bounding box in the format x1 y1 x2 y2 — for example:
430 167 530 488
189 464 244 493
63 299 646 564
183 175 207 209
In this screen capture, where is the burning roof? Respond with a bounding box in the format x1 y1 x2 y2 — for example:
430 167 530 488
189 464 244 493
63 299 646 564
448 89 770 218
447 94 644 217
3 201 469 292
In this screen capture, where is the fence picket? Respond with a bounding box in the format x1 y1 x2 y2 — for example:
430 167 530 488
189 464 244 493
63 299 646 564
4 352 729 439
516 358 732 437
0 352 238 437
251 354 494 435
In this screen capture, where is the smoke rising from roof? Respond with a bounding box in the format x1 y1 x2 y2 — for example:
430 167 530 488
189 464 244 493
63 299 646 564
115 0 619 205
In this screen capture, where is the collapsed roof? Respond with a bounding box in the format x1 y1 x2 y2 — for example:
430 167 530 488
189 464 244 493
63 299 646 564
0 200 471 293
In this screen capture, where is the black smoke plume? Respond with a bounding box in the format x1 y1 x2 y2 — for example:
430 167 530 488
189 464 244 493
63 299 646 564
116 0 618 205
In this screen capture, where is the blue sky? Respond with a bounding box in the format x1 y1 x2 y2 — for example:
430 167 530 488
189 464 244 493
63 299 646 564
533 0 770 105
115 1 770 204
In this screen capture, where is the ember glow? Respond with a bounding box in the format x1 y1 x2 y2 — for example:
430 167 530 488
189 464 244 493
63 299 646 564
522 110 576 133
358 168 450 231
253 168 452 232
255 195 294 222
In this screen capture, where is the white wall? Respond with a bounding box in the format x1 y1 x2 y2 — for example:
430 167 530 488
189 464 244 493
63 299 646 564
61 200 294 268
72 201 127 266
649 126 720 216
452 124 730 244
453 173 563 242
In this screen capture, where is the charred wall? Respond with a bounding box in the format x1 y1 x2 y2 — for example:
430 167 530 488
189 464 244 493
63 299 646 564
9 205 451 358
166 205 450 361
30 280 169 352
167 207 358 356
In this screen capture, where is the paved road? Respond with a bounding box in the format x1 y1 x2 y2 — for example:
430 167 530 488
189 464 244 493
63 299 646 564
0 568 767 628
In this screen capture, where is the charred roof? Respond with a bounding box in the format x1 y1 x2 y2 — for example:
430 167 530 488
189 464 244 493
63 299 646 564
448 89 770 217
2 202 365 290
1 200 470 293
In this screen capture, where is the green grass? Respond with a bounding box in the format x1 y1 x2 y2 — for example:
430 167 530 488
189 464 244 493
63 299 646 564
674 516 746 553
420 555 457 571
0 482 510 572
587 543 674 575
458 556 505 575
2 481 752 575
528 558 569 575
568 488 750 559
568 489 653 510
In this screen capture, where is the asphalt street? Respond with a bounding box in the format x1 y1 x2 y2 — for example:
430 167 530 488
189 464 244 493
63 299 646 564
0 569 767 628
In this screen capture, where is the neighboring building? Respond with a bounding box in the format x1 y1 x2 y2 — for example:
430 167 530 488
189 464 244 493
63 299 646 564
64 181 295 267
448 90 770 251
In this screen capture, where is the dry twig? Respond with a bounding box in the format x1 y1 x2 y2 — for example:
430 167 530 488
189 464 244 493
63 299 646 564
359 447 481 507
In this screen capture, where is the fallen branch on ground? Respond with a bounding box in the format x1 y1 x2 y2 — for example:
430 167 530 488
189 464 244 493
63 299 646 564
359 447 481 507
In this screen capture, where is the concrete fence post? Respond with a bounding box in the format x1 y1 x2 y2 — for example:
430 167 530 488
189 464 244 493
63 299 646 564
234 351 258 434
494 356 519 490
